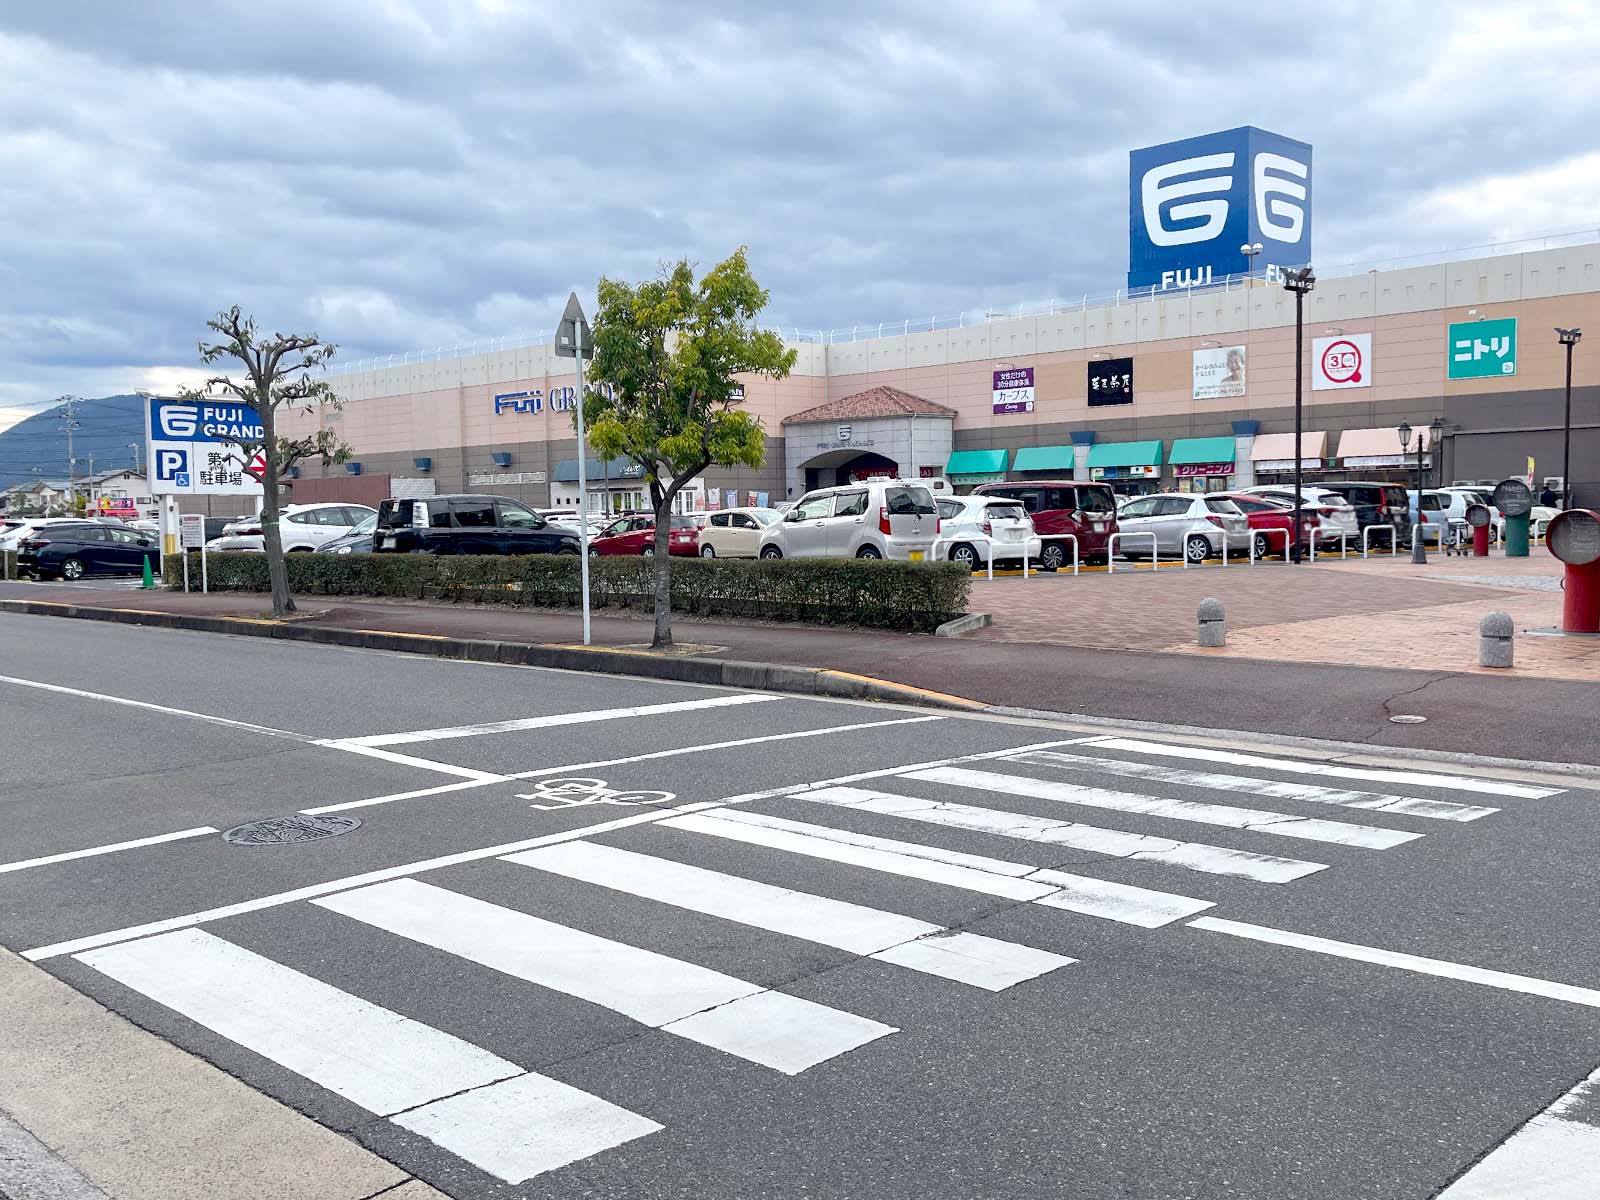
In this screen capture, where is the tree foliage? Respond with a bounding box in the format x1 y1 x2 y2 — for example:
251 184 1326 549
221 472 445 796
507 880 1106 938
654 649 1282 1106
585 247 797 646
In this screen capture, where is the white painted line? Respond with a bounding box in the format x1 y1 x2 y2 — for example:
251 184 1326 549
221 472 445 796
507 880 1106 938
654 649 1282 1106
300 778 492 815
336 693 779 747
798 785 1327 883
1086 736 1563 800
392 1072 662 1185
505 840 1072 991
0 673 314 741
1007 749 1499 822
0 827 217 876
1437 1063 1600 1198
76 929 521 1114
21 738 1104 962
666 810 1214 928
314 879 894 1073
1189 917 1600 1008
317 740 510 782
906 766 1420 850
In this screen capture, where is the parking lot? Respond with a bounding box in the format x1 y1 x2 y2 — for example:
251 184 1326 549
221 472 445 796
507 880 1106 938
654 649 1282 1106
3 612 1598 1198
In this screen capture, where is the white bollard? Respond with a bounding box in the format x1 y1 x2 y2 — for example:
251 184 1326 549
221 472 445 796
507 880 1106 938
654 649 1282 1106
1479 612 1514 668
1197 597 1226 647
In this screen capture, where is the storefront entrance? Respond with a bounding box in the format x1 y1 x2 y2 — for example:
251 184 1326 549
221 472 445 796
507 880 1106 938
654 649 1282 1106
801 450 900 492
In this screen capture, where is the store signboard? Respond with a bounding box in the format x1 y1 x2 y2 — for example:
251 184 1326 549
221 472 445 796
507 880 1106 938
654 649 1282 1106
1448 317 1517 379
1088 358 1134 406
1254 458 1323 472
1174 463 1233 477
1193 346 1247 400
1090 464 1160 480
993 367 1035 415
144 397 266 498
1313 333 1372 390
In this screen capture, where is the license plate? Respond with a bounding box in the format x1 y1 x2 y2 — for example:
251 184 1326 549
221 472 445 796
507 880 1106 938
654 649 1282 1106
908 550 924 562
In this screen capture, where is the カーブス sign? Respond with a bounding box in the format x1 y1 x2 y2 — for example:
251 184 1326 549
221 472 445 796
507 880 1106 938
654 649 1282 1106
993 367 1035 415
1448 318 1517 379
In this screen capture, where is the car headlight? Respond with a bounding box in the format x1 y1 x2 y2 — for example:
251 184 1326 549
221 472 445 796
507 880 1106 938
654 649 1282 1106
335 546 352 554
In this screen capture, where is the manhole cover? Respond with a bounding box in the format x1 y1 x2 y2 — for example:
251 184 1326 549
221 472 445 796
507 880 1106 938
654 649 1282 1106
1388 714 1428 724
222 814 362 845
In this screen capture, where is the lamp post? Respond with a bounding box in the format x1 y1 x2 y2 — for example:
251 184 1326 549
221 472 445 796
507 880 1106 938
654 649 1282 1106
1283 265 1316 562
1430 415 1446 494
1557 327 1583 507
1240 242 1262 282
1398 420 1427 563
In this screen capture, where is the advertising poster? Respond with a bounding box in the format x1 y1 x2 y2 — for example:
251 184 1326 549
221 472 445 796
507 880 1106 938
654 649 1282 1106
1448 317 1517 379
992 367 1035 415
706 487 721 509
1312 333 1372 390
1192 346 1247 400
1088 358 1134 406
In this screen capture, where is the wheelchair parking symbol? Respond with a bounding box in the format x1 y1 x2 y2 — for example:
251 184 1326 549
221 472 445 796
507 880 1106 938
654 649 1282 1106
518 778 677 811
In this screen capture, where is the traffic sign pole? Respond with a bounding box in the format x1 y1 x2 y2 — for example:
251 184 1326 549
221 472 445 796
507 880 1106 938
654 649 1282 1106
555 292 596 647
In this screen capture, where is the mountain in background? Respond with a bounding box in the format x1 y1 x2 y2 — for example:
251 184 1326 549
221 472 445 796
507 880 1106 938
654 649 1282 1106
0 394 147 489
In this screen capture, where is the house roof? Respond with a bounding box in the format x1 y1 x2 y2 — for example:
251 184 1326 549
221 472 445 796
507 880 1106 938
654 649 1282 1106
83 467 145 483
782 385 956 426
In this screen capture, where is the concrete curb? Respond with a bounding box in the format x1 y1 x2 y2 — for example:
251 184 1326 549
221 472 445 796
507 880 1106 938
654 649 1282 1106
0 599 988 712
934 612 992 637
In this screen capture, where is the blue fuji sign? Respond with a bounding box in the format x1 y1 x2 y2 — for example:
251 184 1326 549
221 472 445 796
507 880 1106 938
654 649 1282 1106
1128 126 1312 292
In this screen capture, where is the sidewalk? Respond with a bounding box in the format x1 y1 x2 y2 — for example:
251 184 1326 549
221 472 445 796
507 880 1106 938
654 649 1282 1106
1 554 1595 764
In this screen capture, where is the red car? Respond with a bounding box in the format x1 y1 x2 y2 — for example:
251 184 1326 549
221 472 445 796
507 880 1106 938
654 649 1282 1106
589 513 700 556
970 481 1119 567
1215 492 1308 558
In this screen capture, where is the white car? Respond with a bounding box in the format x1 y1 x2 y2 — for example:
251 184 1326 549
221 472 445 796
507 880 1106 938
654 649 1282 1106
1115 493 1249 562
697 507 784 558
1238 485 1362 547
210 502 377 552
932 496 1041 570
758 480 939 561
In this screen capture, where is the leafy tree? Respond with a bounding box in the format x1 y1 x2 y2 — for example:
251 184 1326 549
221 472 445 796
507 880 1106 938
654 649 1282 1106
586 248 797 647
181 307 350 618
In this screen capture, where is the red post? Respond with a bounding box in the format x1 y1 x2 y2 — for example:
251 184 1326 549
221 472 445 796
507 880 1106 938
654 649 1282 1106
1472 525 1490 557
1546 510 1600 634
1563 563 1600 633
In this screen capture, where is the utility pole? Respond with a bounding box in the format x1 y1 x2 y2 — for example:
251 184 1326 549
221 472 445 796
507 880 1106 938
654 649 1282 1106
129 441 143 474
59 395 80 512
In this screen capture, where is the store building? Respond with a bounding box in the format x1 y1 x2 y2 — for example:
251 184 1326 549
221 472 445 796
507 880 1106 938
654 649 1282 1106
272 241 1600 516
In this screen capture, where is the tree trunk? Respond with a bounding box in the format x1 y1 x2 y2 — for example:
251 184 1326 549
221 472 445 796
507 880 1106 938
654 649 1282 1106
256 401 295 618
650 477 673 648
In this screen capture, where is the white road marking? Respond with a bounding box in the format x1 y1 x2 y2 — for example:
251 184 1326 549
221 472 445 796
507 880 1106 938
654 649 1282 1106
0 673 314 741
322 740 511 782
0 827 217 876
1086 736 1563 800
392 1072 662 1185
1006 749 1499 822
19 739 1116 961
314 879 894 1074
906 766 1420 850
1437 1063 1600 1198
76 929 521 1114
1190 917 1600 1008
506 840 1072 991
300 778 492 815
334 693 779 747
665 809 1214 928
798 785 1327 883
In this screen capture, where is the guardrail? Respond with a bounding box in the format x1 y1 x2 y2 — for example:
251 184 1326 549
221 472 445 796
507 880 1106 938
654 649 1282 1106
1308 531 1351 561
1249 527 1291 565
1108 531 1158 573
1362 524 1399 558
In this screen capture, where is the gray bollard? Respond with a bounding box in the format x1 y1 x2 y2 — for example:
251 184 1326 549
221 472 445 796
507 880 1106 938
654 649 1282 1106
1197 597 1226 647
1479 611 1514 668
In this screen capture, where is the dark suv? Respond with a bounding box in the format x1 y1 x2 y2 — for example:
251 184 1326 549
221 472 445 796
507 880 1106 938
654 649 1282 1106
1317 481 1413 545
17 521 158 580
374 494 580 556
970 480 1119 567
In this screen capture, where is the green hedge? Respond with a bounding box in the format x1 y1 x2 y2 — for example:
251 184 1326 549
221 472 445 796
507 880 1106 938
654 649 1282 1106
166 551 971 632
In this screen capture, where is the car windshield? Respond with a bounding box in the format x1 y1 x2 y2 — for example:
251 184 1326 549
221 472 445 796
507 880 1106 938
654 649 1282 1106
1076 489 1116 513
750 509 782 526
984 504 1027 520
885 486 936 516
669 516 697 529
1204 498 1243 514
350 514 377 534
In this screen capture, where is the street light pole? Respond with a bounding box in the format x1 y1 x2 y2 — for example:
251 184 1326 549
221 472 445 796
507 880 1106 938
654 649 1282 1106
1557 327 1583 508
1283 266 1316 562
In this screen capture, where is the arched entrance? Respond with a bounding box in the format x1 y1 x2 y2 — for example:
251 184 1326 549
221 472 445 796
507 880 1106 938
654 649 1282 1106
800 449 900 492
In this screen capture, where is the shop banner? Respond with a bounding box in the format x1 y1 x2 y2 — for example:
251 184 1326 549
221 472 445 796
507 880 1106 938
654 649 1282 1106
1192 346 1247 399
1174 463 1233 477
993 367 1035 415
1448 317 1517 379
1312 333 1371 390
1088 358 1134 406
706 487 721 508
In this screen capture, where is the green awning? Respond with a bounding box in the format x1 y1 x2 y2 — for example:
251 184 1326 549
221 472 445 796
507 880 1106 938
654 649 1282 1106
945 449 1009 476
1012 445 1076 472
1086 440 1164 469
1168 436 1236 466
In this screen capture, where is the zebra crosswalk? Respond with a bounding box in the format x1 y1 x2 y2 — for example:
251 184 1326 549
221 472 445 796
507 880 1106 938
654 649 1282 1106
65 733 1564 1191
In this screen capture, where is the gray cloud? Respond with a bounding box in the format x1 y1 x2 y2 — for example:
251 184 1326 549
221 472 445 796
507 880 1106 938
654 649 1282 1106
1 0 1596 420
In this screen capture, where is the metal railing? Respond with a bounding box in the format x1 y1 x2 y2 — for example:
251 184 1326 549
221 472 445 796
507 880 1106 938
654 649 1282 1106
1362 524 1400 558
1249 527 1291 565
1107 531 1158 573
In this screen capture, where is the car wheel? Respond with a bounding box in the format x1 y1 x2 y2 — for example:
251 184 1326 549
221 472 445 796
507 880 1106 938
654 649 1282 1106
1039 542 1066 571
641 545 654 557
759 545 783 559
1252 532 1272 559
588 545 600 556
1185 535 1211 564
700 544 716 558
60 557 85 581
855 545 883 560
949 542 978 570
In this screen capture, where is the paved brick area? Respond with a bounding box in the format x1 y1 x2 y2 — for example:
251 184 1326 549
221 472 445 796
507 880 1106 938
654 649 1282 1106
972 550 1598 680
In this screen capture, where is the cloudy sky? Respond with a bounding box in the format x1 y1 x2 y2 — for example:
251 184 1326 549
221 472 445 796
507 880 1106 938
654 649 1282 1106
1 0 1596 428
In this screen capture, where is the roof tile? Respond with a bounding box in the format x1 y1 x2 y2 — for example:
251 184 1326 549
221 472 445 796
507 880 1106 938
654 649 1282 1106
782 385 955 425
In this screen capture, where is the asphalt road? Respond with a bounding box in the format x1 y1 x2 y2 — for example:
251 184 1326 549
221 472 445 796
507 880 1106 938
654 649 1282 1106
2 613 1598 1199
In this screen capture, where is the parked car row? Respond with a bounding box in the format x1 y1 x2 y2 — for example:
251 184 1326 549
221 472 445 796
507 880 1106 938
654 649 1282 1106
8 521 159 579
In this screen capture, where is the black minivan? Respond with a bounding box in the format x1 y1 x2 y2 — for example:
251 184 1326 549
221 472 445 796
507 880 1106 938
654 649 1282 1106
1317 481 1413 544
374 494 580 556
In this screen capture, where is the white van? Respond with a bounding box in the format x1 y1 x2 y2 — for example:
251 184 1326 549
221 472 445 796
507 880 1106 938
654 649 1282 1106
758 480 940 561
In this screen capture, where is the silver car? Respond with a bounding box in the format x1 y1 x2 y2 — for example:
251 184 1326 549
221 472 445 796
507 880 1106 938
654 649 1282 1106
759 480 939 561
1115 493 1249 562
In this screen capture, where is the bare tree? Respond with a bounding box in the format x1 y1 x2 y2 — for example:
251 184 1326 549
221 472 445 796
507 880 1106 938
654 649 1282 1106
181 306 349 618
